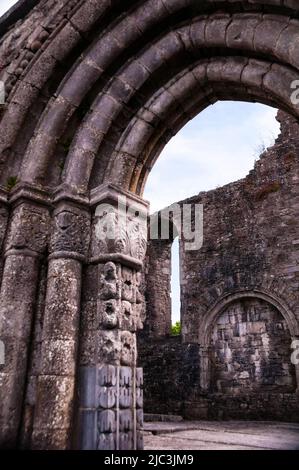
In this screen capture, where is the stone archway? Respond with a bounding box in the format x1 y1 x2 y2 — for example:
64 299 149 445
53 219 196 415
199 291 299 393
0 0 299 450
209 296 297 395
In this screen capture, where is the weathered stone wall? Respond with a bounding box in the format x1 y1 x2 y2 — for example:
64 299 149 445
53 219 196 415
140 111 299 420
1 0 299 449
142 239 172 338
210 298 296 395
138 337 201 416
181 112 299 343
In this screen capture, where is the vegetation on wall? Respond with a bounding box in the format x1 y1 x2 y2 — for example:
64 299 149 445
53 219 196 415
5 176 18 191
255 181 281 201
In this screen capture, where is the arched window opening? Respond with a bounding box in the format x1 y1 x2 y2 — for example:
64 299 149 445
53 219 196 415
144 102 280 212
143 101 281 341
170 237 181 336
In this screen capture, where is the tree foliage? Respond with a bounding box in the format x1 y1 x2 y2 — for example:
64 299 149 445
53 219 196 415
171 321 181 336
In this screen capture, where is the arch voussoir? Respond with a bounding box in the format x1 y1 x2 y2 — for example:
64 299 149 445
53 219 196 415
106 56 298 191
0 0 299 451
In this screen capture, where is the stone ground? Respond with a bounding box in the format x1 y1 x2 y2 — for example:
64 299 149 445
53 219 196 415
144 421 299 450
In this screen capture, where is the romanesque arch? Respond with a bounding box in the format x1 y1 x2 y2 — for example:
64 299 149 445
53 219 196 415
198 290 299 393
0 0 299 450
200 290 299 344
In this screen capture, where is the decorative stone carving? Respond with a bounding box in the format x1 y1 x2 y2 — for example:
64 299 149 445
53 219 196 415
120 366 133 387
79 187 147 451
118 366 134 433
97 331 121 364
6 204 49 254
136 387 144 410
119 409 133 432
97 433 115 451
50 207 90 256
121 267 136 302
98 299 119 329
119 431 134 450
119 387 133 409
92 204 147 261
97 408 117 448
98 262 120 300
97 262 143 333
98 410 116 433
120 301 136 332
136 368 144 450
136 271 144 304
98 386 116 409
121 331 136 366
77 365 143 450
98 364 117 387
128 211 147 261
90 186 148 264
96 366 118 449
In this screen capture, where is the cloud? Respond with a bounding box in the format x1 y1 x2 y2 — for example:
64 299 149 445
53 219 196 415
144 102 280 213
144 101 281 323
0 0 18 17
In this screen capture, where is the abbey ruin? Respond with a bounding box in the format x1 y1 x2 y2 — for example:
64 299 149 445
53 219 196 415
140 111 299 422
0 0 298 450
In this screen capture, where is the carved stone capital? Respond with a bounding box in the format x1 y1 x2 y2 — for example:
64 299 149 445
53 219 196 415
90 185 149 269
49 202 91 259
5 202 50 256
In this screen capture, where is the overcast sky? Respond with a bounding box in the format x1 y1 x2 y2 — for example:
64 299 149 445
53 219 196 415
143 101 280 323
0 0 18 16
1 2 281 324
144 102 280 212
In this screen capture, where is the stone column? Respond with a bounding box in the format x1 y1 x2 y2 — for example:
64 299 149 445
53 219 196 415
31 197 90 449
77 185 148 450
0 192 50 448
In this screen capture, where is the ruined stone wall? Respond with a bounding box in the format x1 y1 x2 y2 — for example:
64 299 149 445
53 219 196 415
137 337 201 416
1 0 299 450
181 112 299 346
139 112 299 420
210 298 296 395
142 239 172 338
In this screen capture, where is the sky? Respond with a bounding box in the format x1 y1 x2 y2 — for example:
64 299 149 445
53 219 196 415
144 102 280 213
143 102 281 324
0 0 18 16
0 2 281 325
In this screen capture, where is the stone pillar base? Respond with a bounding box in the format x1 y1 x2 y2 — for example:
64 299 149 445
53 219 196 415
77 365 143 450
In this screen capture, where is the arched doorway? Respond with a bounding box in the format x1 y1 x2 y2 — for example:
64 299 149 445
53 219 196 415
0 0 299 450
210 297 296 394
